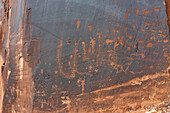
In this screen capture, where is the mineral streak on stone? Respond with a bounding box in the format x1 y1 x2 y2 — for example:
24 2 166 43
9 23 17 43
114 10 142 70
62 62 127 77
0 0 169 113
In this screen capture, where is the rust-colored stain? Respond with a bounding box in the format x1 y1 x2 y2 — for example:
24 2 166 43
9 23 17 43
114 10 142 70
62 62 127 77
77 18 81 29
121 9 130 23
0 0 169 113
82 41 87 61
142 9 150 15
105 39 114 44
146 42 153 47
88 24 92 31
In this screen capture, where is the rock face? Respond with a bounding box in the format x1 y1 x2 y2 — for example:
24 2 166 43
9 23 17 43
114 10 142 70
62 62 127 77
0 0 169 112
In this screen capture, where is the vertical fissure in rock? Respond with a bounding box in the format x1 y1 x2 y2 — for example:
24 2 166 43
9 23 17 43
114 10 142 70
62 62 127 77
165 0 170 34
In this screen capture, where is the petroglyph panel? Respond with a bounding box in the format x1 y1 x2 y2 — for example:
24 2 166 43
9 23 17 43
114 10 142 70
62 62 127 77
0 0 169 112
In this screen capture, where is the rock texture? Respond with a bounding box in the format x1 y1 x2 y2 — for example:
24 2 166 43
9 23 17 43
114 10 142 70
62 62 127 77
0 0 169 113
